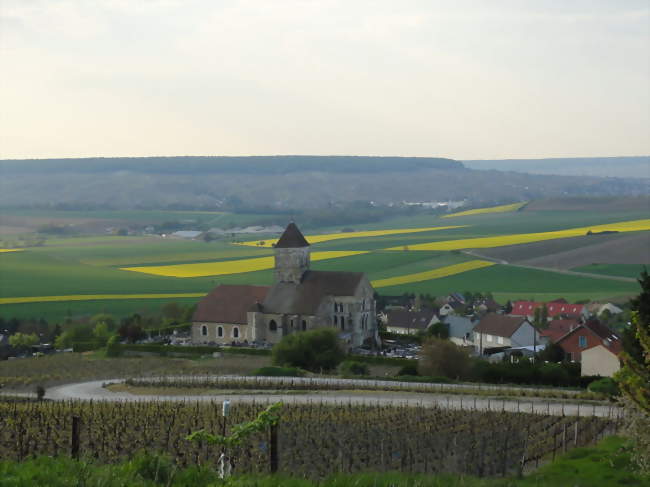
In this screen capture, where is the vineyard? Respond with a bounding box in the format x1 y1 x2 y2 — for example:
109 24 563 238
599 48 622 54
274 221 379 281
0 400 618 478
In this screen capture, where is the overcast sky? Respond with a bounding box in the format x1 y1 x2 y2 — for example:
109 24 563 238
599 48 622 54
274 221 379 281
1 0 648 160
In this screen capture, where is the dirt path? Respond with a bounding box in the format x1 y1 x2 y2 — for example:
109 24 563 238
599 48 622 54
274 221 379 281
463 250 637 283
23 378 621 418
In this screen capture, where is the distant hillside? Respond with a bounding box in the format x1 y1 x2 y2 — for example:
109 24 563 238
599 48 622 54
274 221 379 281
463 156 649 178
0 155 646 210
463 156 650 179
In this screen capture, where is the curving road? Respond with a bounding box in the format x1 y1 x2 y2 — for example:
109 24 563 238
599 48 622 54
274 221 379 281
38 377 622 419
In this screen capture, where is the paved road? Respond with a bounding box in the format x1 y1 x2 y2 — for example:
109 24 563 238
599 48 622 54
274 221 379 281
35 378 621 418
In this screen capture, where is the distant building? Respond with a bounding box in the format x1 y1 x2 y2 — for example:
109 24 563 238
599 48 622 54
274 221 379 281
384 309 439 335
511 299 588 320
192 223 379 348
473 314 543 355
554 319 622 376
442 315 476 347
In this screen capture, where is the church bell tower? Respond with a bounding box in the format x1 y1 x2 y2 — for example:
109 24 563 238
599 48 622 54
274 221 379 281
274 222 310 284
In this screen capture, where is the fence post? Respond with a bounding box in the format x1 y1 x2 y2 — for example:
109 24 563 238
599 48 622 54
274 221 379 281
71 416 80 460
574 421 578 447
562 423 567 453
269 423 278 474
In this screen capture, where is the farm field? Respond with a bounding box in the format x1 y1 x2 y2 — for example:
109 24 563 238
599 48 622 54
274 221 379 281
0 400 615 478
442 201 527 218
572 264 647 279
0 205 647 322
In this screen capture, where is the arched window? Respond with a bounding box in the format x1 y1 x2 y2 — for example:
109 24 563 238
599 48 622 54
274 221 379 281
217 326 224 337
233 327 239 339
334 316 338 325
301 320 307 331
341 317 345 329
333 302 337 313
201 325 208 337
291 319 295 328
269 320 277 331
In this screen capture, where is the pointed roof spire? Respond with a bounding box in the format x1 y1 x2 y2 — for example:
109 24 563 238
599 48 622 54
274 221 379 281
275 222 310 248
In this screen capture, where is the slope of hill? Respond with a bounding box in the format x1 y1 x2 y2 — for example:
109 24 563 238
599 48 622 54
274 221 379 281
0 156 646 210
464 156 649 178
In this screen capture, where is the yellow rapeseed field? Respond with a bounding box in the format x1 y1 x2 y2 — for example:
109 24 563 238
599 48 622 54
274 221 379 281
371 260 495 288
442 202 527 218
386 219 650 251
0 293 206 305
238 225 465 247
121 250 367 278
0 249 23 253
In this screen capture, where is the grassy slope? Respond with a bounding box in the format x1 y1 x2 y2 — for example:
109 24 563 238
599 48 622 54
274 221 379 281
0 436 645 486
572 264 647 279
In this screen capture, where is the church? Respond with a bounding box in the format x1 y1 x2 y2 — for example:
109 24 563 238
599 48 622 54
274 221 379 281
191 222 379 348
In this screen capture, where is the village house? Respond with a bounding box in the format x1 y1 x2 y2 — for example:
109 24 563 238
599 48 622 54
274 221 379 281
441 315 476 347
383 309 439 335
538 318 582 344
473 313 543 355
192 223 379 348
554 319 622 376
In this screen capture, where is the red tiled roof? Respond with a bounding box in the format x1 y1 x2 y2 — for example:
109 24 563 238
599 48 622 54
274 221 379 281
512 300 584 317
556 319 623 355
539 319 580 343
193 285 270 324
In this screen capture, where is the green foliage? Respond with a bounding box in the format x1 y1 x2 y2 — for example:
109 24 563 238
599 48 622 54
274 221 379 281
92 322 111 347
272 328 344 372
187 403 282 448
250 366 304 377
537 342 566 363
127 451 174 484
8 332 38 350
338 360 369 376
587 377 619 397
397 363 419 376
426 322 449 339
105 335 122 357
418 338 471 379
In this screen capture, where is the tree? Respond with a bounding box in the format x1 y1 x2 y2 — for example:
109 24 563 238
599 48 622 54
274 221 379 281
92 322 111 347
8 333 38 351
426 322 449 339
615 269 650 474
54 331 73 350
272 328 344 372
616 269 650 413
418 338 470 379
537 342 565 363
162 302 183 321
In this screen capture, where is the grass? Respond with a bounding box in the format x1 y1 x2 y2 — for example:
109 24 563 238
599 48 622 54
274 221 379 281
0 436 644 486
121 251 367 277
442 202 527 218
376 264 641 298
385 219 650 251
238 225 466 247
0 352 271 390
572 263 647 279
371 260 495 288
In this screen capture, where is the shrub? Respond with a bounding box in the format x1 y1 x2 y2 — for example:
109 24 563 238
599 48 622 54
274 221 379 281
250 366 305 377
418 338 470 380
127 451 175 484
397 363 419 376
339 360 369 376
106 336 122 358
588 377 620 397
272 328 344 372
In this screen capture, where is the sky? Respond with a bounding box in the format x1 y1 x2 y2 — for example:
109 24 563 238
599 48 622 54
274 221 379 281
0 0 648 160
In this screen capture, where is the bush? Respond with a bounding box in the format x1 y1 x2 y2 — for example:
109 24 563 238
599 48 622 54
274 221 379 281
588 377 620 397
397 364 419 376
418 338 471 380
106 336 122 357
339 360 369 376
272 328 344 372
127 451 174 484
250 366 305 377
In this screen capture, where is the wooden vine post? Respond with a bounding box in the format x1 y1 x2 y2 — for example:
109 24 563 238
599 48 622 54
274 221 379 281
186 402 282 479
71 416 81 460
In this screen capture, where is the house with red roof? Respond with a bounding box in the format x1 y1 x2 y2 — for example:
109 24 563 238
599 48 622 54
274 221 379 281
538 318 582 344
511 300 588 320
554 319 622 377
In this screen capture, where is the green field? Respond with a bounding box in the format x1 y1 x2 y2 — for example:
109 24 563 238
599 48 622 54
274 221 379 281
572 263 647 279
1 207 648 322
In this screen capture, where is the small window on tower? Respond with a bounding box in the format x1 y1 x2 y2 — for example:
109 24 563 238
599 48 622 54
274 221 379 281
269 320 277 332
302 320 307 331
201 325 208 337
